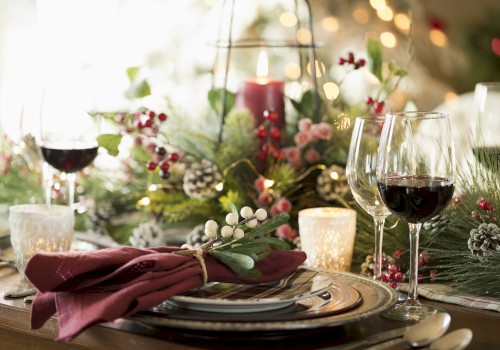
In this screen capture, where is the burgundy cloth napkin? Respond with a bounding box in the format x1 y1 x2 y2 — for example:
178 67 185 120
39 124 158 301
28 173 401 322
24 246 306 341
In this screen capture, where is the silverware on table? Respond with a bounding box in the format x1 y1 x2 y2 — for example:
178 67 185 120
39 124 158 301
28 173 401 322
320 326 408 350
4 288 37 299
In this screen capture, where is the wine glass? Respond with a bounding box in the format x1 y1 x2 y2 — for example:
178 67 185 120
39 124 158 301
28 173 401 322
473 82 500 172
376 111 455 321
346 116 391 280
40 85 100 207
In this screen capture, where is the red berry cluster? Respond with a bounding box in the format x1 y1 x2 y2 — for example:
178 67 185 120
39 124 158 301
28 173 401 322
255 110 284 162
365 96 385 115
116 109 168 133
146 149 180 180
472 197 497 222
338 52 366 70
363 249 438 289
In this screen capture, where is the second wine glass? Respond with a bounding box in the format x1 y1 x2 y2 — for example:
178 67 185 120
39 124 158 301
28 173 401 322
40 86 100 207
377 111 455 321
346 116 391 280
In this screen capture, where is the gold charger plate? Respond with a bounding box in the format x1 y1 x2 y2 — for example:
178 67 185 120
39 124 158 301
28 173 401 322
132 271 397 331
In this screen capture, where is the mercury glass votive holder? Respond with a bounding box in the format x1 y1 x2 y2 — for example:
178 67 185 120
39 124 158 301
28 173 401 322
9 204 74 279
298 207 357 271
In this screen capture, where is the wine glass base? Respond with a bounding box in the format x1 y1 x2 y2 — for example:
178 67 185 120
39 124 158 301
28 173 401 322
381 300 444 322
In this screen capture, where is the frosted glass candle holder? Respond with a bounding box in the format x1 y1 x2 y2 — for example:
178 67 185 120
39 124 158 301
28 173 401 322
298 207 357 271
9 204 74 279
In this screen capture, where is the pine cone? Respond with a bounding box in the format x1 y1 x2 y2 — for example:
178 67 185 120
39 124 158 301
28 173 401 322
129 222 165 248
86 203 115 235
423 215 449 235
183 159 222 199
185 224 210 248
316 165 349 201
468 223 500 256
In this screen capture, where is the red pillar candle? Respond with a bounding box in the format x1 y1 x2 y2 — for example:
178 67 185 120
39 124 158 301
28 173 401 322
235 51 285 130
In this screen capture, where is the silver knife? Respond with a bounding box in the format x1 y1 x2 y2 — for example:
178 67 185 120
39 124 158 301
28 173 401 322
321 326 408 350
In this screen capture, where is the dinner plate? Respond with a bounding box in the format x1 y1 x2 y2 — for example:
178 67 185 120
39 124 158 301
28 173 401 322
166 267 333 313
132 271 398 332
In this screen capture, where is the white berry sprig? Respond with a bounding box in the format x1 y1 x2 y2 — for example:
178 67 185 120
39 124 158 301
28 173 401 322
204 205 268 243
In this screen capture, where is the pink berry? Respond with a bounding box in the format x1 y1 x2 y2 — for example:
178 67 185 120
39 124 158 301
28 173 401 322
263 110 278 122
365 97 374 105
389 264 399 273
395 272 404 281
148 111 156 118
158 113 168 121
393 249 402 260
472 211 481 220
254 177 266 191
389 282 398 289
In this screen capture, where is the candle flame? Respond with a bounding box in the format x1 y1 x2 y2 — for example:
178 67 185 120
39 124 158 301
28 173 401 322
256 50 269 83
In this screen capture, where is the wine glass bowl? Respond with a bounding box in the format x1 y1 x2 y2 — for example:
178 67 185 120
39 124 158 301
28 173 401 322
40 85 100 206
376 111 455 321
473 82 500 172
346 116 391 280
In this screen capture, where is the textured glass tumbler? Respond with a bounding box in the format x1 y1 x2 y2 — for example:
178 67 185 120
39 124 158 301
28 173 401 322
298 208 357 271
9 204 74 279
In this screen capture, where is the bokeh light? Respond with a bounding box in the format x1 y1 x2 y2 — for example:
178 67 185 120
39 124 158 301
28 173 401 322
296 28 312 44
284 62 301 80
323 82 340 100
429 29 448 47
394 13 411 32
353 8 370 24
307 60 326 78
380 32 397 48
369 0 386 10
377 7 393 22
322 16 339 32
280 12 297 27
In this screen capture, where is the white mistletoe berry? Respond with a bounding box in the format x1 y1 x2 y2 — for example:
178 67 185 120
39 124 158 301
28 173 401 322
233 228 245 240
221 225 234 238
204 220 218 238
225 213 238 226
246 219 258 228
240 206 253 219
255 208 268 221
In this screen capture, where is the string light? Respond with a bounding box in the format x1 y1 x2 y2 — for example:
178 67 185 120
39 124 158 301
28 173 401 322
296 28 312 44
215 182 224 191
323 82 340 100
322 16 339 32
380 32 397 48
369 0 386 10
263 179 275 188
306 60 326 78
148 184 158 192
280 12 297 27
284 62 301 80
353 8 370 24
138 197 151 206
429 29 448 47
394 13 411 32
377 6 393 22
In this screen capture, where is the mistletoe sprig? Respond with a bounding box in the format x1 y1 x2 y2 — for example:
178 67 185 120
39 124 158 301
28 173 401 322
196 203 290 279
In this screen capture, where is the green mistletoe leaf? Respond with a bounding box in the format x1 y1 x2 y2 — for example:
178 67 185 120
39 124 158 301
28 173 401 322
388 60 408 77
126 66 140 82
208 88 235 115
367 38 383 81
97 134 122 156
125 79 151 99
244 212 290 240
253 237 290 250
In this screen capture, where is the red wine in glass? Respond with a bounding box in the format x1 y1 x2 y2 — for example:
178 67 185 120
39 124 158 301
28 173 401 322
377 175 454 224
41 144 98 173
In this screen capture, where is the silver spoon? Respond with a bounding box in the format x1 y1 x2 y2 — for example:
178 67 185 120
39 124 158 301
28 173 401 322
364 312 451 350
429 328 473 350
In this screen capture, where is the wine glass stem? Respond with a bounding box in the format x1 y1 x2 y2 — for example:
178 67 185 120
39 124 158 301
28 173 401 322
408 222 422 302
67 173 76 207
373 217 386 279
43 162 53 205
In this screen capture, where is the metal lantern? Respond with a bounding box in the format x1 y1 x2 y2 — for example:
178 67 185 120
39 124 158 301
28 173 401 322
209 0 323 143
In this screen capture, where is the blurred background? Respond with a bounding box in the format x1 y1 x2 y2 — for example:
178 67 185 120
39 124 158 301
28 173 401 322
0 0 499 140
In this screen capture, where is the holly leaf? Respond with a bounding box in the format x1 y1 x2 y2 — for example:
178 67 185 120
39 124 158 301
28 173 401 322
97 134 122 156
126 66 140 82
208 88 235 115
243 212 290 241
388 60 408 77
125 79 151 99
229 202 239 219
253 237 290 250
367 38 383 81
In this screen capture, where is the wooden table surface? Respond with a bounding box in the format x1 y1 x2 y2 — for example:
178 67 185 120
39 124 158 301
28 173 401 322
0 268 498 350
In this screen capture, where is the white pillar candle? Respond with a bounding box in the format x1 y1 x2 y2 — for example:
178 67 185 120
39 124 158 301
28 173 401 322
298 207 357 271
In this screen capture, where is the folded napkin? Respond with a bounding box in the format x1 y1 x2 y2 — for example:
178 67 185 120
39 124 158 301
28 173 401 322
25 246 306 341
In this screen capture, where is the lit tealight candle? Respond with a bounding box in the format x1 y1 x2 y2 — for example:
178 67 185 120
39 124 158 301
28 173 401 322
235 50 285 130
298 207 357 271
